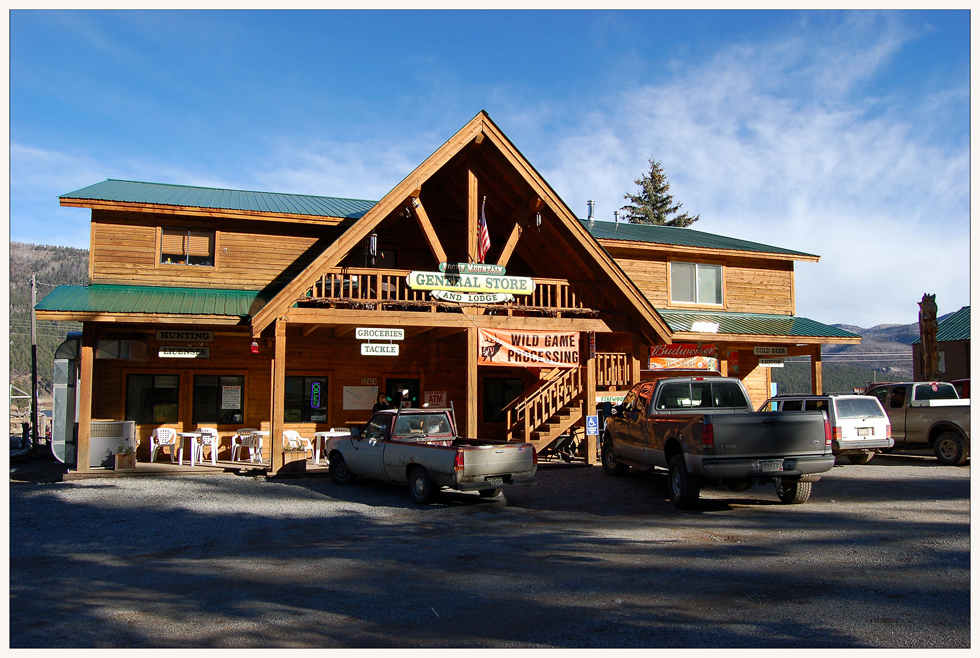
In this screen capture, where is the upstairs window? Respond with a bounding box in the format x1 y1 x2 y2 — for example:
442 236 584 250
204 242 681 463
670 262 722 305
161 227 215 266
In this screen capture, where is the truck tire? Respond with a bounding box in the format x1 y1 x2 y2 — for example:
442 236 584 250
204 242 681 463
668 455 700 509
934 432 969 466
329 453 357 485
846 452 875 465
774 479 811 504
408 467 434 505
601 442 630 477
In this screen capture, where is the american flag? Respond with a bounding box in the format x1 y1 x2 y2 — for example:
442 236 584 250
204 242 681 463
478 196 491 263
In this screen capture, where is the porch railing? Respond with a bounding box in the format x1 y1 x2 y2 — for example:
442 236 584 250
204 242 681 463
301 267 606 314
505 367 584 442
596 352 630 387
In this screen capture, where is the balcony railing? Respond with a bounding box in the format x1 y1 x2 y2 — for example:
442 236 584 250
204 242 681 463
300 267 607 315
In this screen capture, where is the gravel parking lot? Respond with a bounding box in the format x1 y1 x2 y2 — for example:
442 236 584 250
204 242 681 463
8 450 970 648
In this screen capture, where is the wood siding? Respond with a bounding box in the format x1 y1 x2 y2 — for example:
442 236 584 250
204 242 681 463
89 210 340 290
611 254 795 315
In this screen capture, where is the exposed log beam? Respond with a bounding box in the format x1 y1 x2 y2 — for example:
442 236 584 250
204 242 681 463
468 160 479 263
333 325 356 338
286 307 615 332
410 197 448 265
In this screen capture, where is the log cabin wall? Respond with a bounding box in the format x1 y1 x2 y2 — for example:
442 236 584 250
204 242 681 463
609 252 795 315
89 210 344 290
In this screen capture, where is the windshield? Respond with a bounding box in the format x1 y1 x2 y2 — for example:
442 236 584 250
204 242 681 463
835 398 886 419
392 413 453 440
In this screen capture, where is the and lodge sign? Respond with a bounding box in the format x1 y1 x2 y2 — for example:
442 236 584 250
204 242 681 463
478 328 580 368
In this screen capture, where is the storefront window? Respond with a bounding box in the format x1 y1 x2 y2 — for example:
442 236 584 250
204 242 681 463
483 377 525 422
193 375 245 424
284 376 329 423
126 374 179 423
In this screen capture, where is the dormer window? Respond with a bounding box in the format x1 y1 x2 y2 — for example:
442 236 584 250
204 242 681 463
670 262 722 305
161 227 215 266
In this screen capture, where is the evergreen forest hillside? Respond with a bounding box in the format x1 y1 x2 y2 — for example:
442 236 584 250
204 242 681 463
9 242 88 405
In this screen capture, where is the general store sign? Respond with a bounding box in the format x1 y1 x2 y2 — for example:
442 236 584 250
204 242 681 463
478 328 580 368
649 343 718 371
407 270 535 296
429 290 514 304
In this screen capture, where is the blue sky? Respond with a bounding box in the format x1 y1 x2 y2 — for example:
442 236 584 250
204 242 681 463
8 9 971 328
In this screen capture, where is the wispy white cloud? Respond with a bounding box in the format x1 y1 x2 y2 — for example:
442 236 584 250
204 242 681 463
539 14 969 327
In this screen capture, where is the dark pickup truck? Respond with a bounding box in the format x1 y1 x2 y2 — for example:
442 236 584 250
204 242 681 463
601 376 835 508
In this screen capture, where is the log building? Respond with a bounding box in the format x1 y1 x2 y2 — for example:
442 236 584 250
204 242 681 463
37 111 859 474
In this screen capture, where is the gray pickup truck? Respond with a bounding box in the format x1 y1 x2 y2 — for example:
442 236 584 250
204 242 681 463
865 382 970 465
327 407 538 504
602 377 834 508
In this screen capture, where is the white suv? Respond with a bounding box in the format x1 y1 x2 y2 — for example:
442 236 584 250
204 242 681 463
759 395 893 465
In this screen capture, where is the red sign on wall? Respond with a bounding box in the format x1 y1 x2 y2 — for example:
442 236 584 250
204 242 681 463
649 343 718 371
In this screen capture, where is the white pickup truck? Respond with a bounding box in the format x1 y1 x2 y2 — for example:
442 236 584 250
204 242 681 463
326 407 538 504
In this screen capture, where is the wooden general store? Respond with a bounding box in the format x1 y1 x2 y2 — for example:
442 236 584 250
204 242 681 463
37 111 859 475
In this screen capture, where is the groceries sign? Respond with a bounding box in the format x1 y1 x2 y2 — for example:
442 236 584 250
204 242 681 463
478 328 580 368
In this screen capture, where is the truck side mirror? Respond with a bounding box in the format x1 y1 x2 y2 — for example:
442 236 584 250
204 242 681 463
350 427 360 438
601 402 613 417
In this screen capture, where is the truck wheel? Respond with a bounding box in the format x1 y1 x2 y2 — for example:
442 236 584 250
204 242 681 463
601 443 630 477
329 454 357 485
934 432 968 466
408 467 434 505
668 455 700 509
846 453 875 465
774 479 811 504
478 488 502 498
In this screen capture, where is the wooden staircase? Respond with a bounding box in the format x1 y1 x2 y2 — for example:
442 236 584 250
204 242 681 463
504 367 586 453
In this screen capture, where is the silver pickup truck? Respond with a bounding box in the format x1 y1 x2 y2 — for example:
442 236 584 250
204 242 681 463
326 407 538 504
602 377 835 508
865 382 970 465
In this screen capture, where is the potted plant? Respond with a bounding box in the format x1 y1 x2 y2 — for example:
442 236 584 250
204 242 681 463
114 443 137 472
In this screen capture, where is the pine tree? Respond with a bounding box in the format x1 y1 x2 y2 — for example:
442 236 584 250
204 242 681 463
621 158 700 227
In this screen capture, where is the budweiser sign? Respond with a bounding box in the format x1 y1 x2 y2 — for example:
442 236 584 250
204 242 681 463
649 343 718 371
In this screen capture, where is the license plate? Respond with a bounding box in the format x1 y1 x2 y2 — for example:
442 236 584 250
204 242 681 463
486 477 503 486
857 427 871 436
758 460 784 472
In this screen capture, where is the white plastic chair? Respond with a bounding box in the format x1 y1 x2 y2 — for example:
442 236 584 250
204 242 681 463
196 427 220 465
283 430 314 459
232 428 263 463
150 428 179 463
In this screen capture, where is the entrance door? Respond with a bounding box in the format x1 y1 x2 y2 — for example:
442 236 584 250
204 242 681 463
386 378 420 409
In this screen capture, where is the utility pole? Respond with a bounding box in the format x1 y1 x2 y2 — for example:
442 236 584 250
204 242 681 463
31 273 39 451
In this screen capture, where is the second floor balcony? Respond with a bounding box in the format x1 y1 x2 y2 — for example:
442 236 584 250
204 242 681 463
296 267 613 318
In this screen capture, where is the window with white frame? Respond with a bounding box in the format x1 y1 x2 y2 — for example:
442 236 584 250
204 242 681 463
670 262 722 305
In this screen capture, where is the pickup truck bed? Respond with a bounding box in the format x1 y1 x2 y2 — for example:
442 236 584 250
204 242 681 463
603 377 834 507
327 408 537 504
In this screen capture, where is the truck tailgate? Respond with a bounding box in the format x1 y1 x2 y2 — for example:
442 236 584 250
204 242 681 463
459 443 536 478
708 411 829 458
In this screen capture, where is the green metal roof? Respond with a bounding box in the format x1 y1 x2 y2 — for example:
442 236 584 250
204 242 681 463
912 306 970 344
36 285 263 317
656 309 859 339
61 179 376 219
582 219 817 259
